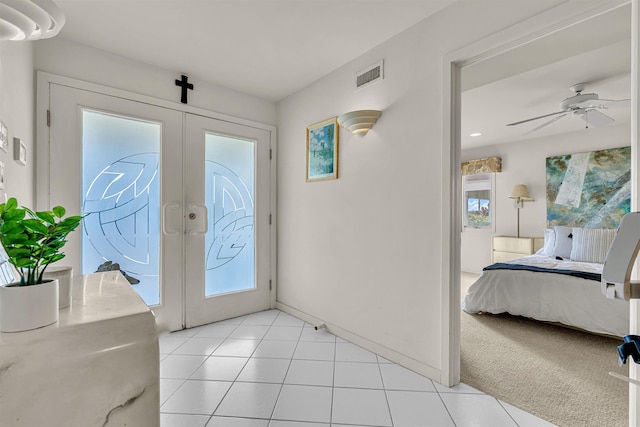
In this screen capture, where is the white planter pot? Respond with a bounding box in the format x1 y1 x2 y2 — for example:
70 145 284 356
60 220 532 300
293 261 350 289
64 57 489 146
43 267 73 309
0 280 59 332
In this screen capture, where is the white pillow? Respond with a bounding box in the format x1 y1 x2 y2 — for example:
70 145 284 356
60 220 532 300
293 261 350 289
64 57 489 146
570 228 617 264
553 225 574 260
541 228 555 257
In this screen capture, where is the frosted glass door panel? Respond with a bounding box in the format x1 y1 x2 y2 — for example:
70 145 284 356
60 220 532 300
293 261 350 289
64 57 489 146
49 84 183 331
82 110 161 306
184 113 271 327
205 134 255 296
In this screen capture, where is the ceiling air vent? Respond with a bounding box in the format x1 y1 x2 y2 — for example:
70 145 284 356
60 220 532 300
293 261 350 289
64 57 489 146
356 60 384 90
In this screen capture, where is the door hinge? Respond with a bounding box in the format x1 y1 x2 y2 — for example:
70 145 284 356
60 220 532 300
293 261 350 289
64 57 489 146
46 110 50 127
269 214 272 225
269 279 272 291
269 148 272 160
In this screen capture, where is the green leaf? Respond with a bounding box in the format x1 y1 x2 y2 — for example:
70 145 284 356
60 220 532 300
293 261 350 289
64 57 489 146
6 248 30 258
5 198 17 210
12 257 35 268
1 221 24 234
35 211 56 225
22 219 49 235
3 209 26 221
47 253 65 264
0 199 82 284
2 234 29 244
52 206 66 218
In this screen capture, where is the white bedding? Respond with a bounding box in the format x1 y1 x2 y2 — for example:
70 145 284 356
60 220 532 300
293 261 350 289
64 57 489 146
462 254 630 337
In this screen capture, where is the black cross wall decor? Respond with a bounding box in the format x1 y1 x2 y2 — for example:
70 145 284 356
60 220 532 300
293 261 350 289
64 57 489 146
175 74 194 104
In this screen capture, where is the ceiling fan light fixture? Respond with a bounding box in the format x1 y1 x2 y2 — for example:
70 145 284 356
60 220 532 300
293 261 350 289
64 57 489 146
507 83 625 133
559 92 598 111
0 0 65 41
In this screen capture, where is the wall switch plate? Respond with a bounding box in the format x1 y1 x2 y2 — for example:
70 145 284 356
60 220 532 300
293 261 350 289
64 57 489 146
0 121 7 153
13 137 26 166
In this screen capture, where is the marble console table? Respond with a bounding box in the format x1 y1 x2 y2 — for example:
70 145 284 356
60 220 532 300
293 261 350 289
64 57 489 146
0 271 159 426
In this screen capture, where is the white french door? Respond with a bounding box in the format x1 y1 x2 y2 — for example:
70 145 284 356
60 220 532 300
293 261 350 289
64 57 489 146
184 114 272 327
45 83 272 330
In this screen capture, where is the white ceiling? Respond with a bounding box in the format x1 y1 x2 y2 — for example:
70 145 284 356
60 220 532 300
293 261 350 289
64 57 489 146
50 0 632 144
461 4 632 149
54 0 455 102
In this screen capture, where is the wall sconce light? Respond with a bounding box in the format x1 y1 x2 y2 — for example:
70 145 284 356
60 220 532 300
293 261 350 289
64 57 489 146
338 110 382 135
0 0 65 41
508 184 534 238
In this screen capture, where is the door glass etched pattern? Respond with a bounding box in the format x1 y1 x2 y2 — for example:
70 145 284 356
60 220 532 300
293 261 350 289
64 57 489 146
205 133 255 296
82 110 161 306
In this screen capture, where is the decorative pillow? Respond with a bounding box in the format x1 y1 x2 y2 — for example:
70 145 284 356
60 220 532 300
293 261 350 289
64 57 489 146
552 225 574 260
541 228 555 257
570 228 617 264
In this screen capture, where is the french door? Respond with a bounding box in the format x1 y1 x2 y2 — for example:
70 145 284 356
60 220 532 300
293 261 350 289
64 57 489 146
184 114 272 327
46 83 272 330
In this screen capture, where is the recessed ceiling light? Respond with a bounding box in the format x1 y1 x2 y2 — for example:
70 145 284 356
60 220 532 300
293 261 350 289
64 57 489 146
469 132 483 137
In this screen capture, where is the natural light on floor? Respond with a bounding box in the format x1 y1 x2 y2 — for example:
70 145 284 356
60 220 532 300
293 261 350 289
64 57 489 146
159 309 556 426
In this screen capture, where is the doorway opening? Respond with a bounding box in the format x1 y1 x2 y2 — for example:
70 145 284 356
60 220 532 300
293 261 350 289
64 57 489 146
443 1 634 424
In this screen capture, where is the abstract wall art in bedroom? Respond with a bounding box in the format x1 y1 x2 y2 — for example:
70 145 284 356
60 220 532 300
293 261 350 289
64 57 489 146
546 146 631 229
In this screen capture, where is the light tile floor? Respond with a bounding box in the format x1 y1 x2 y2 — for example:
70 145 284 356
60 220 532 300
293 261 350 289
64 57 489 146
159 309 557 427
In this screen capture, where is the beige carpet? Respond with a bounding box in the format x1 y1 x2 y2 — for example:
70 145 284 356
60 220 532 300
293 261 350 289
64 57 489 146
461 311 629 427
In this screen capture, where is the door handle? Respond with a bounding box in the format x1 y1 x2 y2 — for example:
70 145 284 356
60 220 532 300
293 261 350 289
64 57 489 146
187 203 208 236
162 202 181 236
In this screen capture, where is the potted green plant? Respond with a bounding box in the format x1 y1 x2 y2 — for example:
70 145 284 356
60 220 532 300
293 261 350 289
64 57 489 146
0 198 82 332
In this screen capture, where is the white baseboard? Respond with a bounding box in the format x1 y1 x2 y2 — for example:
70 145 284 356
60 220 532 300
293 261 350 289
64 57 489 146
276 301 444 385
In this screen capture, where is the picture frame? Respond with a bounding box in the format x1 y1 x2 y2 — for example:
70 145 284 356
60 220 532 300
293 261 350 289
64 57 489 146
13 137 26 166
306 117 338 182
0 121 7 153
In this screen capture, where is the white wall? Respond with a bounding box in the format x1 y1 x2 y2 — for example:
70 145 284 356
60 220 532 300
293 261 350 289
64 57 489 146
34 38 276 126
0 41 35 207
461 124 630 273
275 0 572 381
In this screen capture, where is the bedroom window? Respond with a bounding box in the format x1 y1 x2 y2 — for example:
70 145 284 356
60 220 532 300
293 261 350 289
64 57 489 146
463 173 494 229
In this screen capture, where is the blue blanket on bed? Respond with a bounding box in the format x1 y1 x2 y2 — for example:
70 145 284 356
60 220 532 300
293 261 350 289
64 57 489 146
483 263 601 282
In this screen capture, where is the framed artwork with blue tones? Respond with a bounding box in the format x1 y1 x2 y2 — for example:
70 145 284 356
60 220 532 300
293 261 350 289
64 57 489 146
546 146 631 229
306 117 338 182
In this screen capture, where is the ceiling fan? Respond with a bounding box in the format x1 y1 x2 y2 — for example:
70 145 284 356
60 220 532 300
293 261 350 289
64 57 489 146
506 83 630 133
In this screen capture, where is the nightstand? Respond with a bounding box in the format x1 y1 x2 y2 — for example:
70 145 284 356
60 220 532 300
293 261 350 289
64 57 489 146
492 236 544 263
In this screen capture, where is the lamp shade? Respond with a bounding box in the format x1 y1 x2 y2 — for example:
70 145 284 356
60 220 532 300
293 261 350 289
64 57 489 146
509 184 530 199
337 110 382 135
0 0 65 41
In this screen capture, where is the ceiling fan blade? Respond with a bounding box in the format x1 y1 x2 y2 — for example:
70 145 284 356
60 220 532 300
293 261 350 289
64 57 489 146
523 113 568 134
575 98 630 109
506 111 566 127
580 109 615 127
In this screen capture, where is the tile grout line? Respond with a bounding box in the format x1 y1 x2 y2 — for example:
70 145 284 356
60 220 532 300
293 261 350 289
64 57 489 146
496 398 522 427
158 325 238 425
266 311 305 423
168 314 260 421
160 318 244 424
330 333 337 426
195 316 246 423
377 356 395 427
192 315 264 425
433 381 459 427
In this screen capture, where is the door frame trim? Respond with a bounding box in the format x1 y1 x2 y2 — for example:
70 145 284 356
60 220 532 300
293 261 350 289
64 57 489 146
36 71 278 314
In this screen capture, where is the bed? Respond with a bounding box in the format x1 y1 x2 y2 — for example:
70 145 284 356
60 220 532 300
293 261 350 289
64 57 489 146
463 226 630 337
